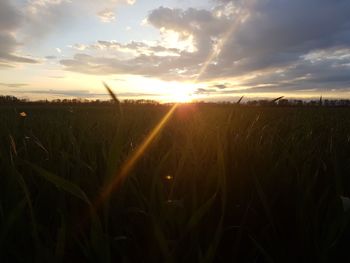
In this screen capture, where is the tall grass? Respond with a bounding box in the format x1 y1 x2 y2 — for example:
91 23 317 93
0 103 349 262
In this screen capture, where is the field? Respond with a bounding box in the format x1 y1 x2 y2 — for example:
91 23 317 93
1 103 350 262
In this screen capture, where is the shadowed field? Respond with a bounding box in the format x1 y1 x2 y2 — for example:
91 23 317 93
1 103 350 262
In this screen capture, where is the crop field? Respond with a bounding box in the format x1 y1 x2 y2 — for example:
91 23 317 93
1 103 350 262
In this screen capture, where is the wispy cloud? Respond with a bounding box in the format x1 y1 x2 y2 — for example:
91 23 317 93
97 9 116 23
0 82 29 88
45 55 57 60
24 89 158 98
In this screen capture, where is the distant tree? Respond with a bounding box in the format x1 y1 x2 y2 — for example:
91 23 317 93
0 95 20 104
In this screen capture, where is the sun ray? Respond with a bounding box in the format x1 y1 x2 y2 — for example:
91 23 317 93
93 1 254 206
95 103 178 206
195 1 252 83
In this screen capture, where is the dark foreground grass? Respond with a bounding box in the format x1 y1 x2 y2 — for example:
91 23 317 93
1 103 350 262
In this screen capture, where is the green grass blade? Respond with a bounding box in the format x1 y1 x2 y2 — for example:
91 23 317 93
270 96 284 103
236 96 244 105
103 82 120 104
186 193 217 231
26 162 91 206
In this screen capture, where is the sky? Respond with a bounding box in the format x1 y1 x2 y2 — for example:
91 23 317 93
1 0 350 102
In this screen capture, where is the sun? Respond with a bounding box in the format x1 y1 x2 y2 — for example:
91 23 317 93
165 82 195 103
169 88 192 102
122 77 196 103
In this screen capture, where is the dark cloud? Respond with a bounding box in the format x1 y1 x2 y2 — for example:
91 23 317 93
195 88 213 94
205 0 350 79
225 48 350 93
213 84 228 89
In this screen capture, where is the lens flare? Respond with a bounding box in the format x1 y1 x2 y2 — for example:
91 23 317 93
95 1 253 205
95 104 178 206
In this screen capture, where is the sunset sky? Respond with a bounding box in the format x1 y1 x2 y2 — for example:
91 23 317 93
1 0 350 102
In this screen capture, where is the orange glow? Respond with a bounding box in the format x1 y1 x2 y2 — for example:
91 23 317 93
165 175 173 180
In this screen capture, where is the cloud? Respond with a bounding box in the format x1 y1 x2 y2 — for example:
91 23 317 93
70 40 182 58
0 0 39 67
26 89 105 97
24 89 157 98
60 7 230 79
211 48 350 94
22 0 137 39
60 40 191 79
205 0 350 79
213 84 228 89
147 6 230 56
0 0 137 64
59 1 350 94
23 0 76 40
97 9 116 23
0 0 22 32
0 82 29 88
45 55 57 59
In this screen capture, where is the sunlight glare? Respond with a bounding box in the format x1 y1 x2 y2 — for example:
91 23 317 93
162 81 199 103
167 84 193 103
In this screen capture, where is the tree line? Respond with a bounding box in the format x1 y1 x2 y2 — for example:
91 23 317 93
1 95 350 107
